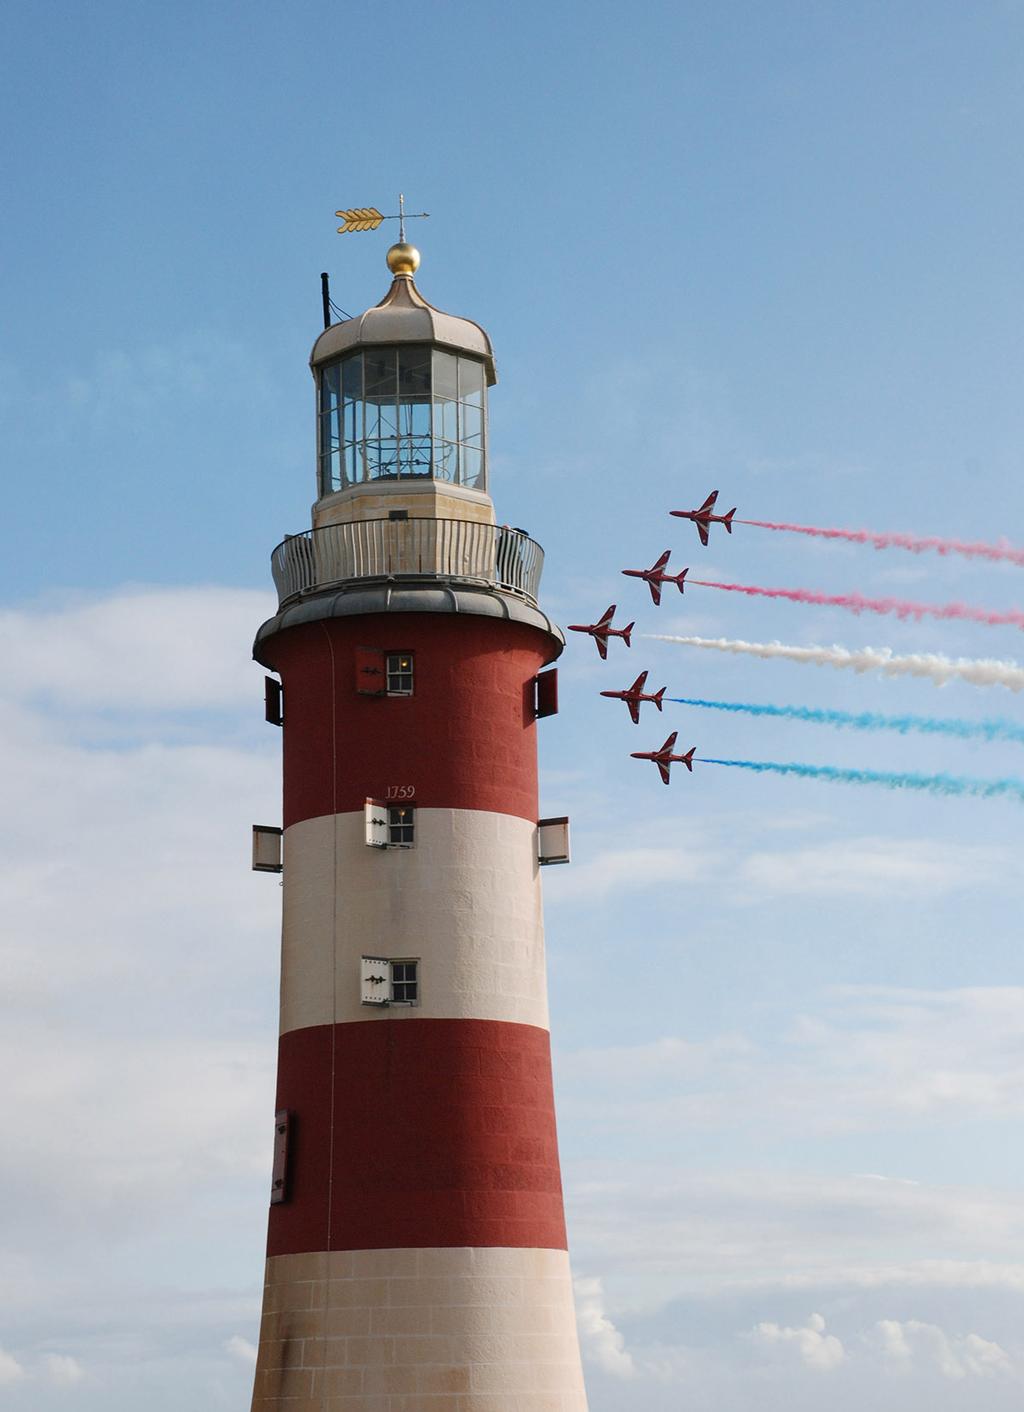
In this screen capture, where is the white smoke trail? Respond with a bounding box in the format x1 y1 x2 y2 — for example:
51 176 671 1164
643 635 1024 692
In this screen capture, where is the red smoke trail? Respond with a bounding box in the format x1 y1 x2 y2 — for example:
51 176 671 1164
738 519 1024 567
688 579 1024 630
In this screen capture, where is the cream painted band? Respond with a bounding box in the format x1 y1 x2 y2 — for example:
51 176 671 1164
251 1245 589 1410
280 809 550 1035
313 477 496 530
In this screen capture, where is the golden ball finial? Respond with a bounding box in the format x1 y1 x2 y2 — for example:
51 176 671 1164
386 241 420 276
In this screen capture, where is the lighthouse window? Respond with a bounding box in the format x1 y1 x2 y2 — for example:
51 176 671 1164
390 960 419 1004
360 956 420 1006
386 652 414 695
387 805 415 847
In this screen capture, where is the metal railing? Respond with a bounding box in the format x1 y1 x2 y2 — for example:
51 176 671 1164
271 518 545 607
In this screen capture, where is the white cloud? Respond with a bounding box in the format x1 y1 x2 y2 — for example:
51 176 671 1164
559 1033 753 1083
566 1164 1024 1301
545 843 719 903
0 1348 27 1383
557 985 1024 1144
574 1277 637 1378
45 1354 84 1385
0 1025 273 1242
224 1336 258 1366
876 1319 912 1361
788 986 1024 1123
875 1319 1016 1380
545 824 1019 915
752 1312 846 1370
960 1333 1016 1379
0 590 281 1021
741 838 1009 897
0 587 275 711
0 586 277 1339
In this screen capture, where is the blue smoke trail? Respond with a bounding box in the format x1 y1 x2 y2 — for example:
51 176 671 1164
700 757 1024 803
669 697 1024 744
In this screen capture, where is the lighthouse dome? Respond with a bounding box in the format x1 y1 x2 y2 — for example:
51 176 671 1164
310 255 496 385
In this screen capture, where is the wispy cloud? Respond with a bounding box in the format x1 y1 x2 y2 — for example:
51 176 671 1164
0 1349 27 1384
875 1319 1016 1380
546 841 721 902
43 1354 84 1386
752 1311 846 1370
0 586 276 1404
740 838 1010 897
224 1336 258 1367
574 1277 637 1378
558 984 1024 1143
0 587 274 712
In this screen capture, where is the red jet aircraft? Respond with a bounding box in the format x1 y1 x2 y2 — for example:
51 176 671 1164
600 671 666 724
621 550 689 606
631 731 696 785
670 489 737 546
567 604 633 660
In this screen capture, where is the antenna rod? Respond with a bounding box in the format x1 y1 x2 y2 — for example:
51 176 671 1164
320 272 331 330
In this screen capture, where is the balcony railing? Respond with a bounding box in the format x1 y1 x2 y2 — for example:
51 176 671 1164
271 518 545 607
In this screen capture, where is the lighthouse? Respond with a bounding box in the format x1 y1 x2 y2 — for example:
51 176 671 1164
248 235 589 1410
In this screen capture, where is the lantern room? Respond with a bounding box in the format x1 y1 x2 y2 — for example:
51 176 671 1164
309 242 498 529
317 344 488 492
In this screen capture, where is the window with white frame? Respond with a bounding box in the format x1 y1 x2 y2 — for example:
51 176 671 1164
386 652 414 695
360 956 420 1006
388 804 415 846
355 647 415 696
390 960 419 1004
365 799 416 848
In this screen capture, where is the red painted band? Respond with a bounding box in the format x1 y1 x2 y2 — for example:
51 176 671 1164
266 1019 568 1256
258 615 554 829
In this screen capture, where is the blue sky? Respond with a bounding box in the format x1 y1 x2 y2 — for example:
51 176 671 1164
4 2 1024 1407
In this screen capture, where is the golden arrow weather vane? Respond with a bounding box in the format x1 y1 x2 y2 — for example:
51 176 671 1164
335 192 429 241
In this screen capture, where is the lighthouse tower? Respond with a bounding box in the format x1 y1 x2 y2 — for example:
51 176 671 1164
249 238 589 1410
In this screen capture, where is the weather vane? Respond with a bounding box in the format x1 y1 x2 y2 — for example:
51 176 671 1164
335 193 429 242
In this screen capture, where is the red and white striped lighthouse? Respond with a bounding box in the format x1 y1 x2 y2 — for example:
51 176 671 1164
249 237 589 1410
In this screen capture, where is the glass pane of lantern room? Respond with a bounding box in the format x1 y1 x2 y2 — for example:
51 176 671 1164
460 402 482 446
321 361 342 412
432 436 457 482
363 349 395 399
433 350 458 400
458 357 484 407
398 348 432 475
342 353 362 398
398 346 431 398
341 355 363 483
400 400 432 476
432 401 457 482
363 349 398 478
461 445 482 488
